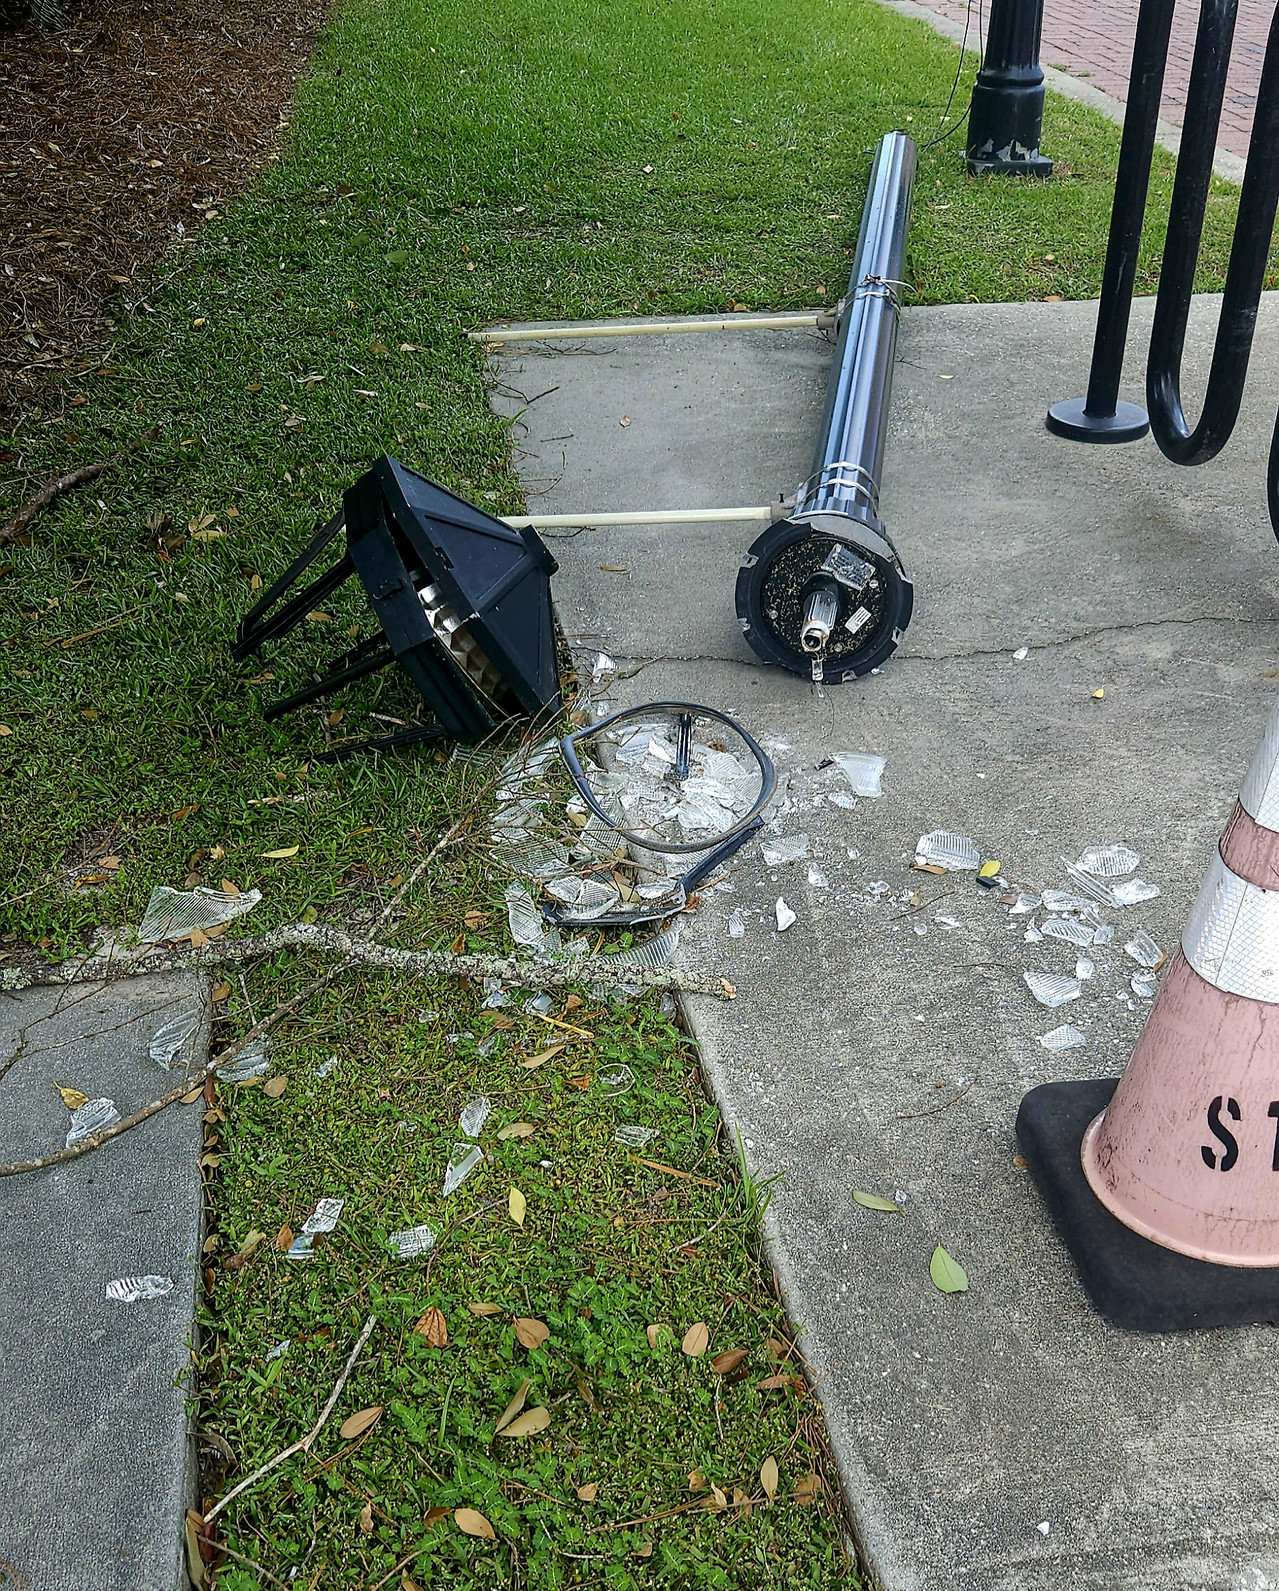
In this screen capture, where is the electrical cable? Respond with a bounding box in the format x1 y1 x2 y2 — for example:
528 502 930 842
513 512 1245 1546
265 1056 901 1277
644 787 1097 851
919 0 983 152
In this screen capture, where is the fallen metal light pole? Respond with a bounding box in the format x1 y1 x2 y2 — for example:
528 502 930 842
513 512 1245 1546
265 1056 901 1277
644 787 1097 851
734 131 916 684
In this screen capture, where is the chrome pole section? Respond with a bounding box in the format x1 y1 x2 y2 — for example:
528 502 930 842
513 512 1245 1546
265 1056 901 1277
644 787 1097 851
735 131 917 684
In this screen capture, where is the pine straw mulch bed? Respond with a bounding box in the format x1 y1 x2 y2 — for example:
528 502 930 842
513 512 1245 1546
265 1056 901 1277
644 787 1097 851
0 0 327 430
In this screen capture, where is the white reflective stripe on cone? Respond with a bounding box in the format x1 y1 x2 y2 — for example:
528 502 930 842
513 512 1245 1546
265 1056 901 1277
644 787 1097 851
1181 849 1279 1003
1239 694 1279 830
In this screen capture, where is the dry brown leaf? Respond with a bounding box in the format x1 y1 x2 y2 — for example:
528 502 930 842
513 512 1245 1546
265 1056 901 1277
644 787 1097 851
765 1335 789 1361
263 1076 288 1099
520 1041 566 1071
327 708 344 727
339 1405 383 1441
497 1122 535 1140
189 928 209 948
463 909 487 929
709 1483 728 1511
220 878 240 896
495 1406 550 1439
513 1317 549 1350
564 994 583 1010
682 1321 710 1357
732 1486 751 1512
454 1507 495 1541
493 1377 531 1434
275 1223 294 1252
414 1307 448 1347
633 1541 653 1559
645 1323 664 1350
688 1470 708 1492
56 1085 89 1110
423 1506 450 1528
402 1578 423 1591
575 1483 597 1502
508 1186 526 1226
358 1502 373 1534
755 1372 798 1392
709 1349 747 1376
467 1302 502 1317
760 1456 779 1501
261 846 299 859
487 1013 515 1031
210 982 232 1002
793 1471 822 1506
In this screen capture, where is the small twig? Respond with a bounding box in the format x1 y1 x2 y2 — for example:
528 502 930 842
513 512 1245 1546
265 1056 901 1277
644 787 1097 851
0 427 156 547
895 1078 976 1120
205 1314 377 1525
196 1535 289 1590
633 1156 721 1188
0 923 734 999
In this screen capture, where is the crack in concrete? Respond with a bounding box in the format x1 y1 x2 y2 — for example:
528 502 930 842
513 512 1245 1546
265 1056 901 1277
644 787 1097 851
899 611 1260 663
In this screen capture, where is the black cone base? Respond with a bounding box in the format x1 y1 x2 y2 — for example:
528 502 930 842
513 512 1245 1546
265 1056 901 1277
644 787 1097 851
1045 397 1150 443
1017 1079 1279 1332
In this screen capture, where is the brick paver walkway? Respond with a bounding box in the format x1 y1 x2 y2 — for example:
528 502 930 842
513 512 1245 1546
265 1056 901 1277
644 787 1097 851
914 0 1272 158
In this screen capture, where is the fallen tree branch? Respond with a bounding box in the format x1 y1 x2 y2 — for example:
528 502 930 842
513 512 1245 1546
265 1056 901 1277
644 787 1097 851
204 1314 377 1524
0 921 734 999
0 427 156 547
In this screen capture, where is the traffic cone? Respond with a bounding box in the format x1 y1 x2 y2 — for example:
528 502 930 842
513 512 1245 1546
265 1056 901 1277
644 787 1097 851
1018 696 1279 1331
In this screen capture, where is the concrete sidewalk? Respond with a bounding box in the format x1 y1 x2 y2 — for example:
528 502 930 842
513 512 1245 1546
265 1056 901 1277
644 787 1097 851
490 296 1279 1590
0 975 207 1591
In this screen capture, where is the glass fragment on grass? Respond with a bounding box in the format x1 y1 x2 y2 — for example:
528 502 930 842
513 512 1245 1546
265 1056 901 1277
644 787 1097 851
148 1007 200 1069
1124 930 1163 969
106 1275 173 1303
615 1124 658 1148
138 884 261 944
217 1037 271 1083
477 1034 502 1058
915 831 979 872
443 1142 484 1197
417 1009 439 1025
505 882 561 957
833 752 884 797
481 978 508 1010
315 1054 339 1079
598 1065 635 1097
544 875 621 918
1024 970 1083 1008
524 992 554 1016
287 1197 344 1260
266 1340 291 1361
606 924 682 971
761 834 810 867
459 1095 491 1138
1038 1024 1087 1052
66 1097 120 1147
388 1224 438 1259
659 993 678 1017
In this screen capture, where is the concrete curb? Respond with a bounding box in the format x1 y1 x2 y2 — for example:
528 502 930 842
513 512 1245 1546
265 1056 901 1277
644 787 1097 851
875 0 1247 185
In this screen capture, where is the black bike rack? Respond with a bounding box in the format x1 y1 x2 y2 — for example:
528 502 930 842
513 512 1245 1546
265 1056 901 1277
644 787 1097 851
1047 0 1279 526
232 455 561 758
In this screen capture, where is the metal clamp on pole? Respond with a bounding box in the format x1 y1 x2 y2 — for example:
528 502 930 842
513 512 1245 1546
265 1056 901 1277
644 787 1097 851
966 0 1053 177
735 132 916 685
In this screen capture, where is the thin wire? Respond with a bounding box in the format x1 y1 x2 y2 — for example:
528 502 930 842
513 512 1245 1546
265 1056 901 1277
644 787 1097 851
919 0 982 153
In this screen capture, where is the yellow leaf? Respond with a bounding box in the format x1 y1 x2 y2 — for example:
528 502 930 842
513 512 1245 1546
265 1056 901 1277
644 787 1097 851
0 725 11 736
513 1317 549 1350
1092 686 1106 700
339 1405 383 1441
709 1483 728 1511
493 1377 530 1434
575 1483 597 1502
496 1122 535 1140
454 1507 495 1541
508 1186 526 1226
978 860 1001 879
210 982 232 1002
760 1456 779 1501
520 1041 566 1071
852 1190 902 1213
496 1406 550 1439
467 1301 502 1316
190 528 225 542
681 1321 709 1357
263 1076 288 1099
306 611 332 623
261 846 299 859
57 1085 90 1110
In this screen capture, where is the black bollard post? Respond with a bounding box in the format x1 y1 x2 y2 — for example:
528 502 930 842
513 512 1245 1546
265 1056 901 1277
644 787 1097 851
966 0 1053 176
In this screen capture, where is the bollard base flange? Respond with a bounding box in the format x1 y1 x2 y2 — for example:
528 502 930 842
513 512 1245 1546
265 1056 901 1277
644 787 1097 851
1045 396 1150 443
1017 1078 1279 1332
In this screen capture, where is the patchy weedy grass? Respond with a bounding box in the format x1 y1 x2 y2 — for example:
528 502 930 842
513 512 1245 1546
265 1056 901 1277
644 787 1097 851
0 0 1261 1585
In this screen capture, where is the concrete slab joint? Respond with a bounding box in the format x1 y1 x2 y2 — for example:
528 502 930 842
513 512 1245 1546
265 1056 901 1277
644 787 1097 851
489 295 1279 1590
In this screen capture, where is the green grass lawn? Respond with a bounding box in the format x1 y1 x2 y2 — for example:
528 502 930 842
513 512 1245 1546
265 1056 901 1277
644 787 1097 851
0 0 1258 1584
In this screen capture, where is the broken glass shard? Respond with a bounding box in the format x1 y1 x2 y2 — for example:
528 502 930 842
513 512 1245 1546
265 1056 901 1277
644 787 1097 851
658 993 678 1017
1076 957 1095 980
524 992 554 1015
598 1065 635 1097
1041 917 1096 948
1038 1024 1087 1051
1010 892 1041 916
66 1097 120 1147
1124 930 1163 969
1024 970 1083 1008
834 753 884 797
217 1037 271 1083
761 834 810 866
1092 924 1115 946
138 884 262 944
614 1124 658 1148
480 977 508 1009
443 1142 483 1196
807 865 829 888
388 1223 438 1259
459 1096 491 1138
1075 844 1140 878
828 791 859 811
106 1275 174 1303
605 923 681 971
315 1054 340 1079
1041 889 1101 920
301 1197 344 1235
148 1007 200 1069
775 897 797 931
267 1340 291 1361
728 908 746 937
915 831 979 872
477 1033 502 1058
591 652 617 685
505 882 560 957
1113 878 1160 907
545 875 622 918
1024 923 1043 943
1131 970 1160 999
